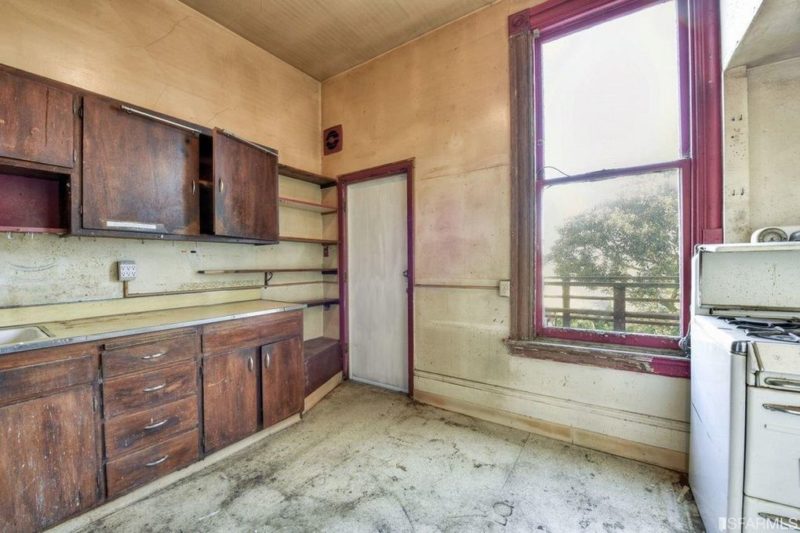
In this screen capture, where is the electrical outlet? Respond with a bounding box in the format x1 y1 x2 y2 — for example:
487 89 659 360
498 280 511 298
117 260 137 281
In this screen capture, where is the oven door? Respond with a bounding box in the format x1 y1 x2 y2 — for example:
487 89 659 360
745 386 800 508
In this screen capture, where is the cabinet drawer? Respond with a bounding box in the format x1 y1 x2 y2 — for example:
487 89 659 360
743 496 800 532
103 361 197 418
0 344 97 407
102 329 199 378
106 429 199 497
202 311 302 354
745 387 800 507
105 396 198 458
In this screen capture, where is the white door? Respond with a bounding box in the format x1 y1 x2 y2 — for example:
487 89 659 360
347 173 408 392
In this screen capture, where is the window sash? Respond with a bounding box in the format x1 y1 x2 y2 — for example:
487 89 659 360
531 0 691 349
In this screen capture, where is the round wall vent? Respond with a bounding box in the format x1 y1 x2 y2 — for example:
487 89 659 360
323 124 342 155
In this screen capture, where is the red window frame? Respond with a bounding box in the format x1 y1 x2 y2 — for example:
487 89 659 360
526 0 720 350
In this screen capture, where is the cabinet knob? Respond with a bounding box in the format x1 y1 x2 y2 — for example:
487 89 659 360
248 356 254 372
192 180 196 195
219 179 224 193
264 352 271 368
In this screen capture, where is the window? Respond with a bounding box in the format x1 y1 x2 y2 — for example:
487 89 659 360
508 0 722 361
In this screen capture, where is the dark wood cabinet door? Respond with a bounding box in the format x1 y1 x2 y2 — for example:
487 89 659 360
0 385 100 533
212 129 278 241
82 95 200 235
0 70 75 168
203 347 259 453
262 336 304 428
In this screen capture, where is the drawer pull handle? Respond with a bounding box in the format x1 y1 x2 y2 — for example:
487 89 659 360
144 419 169 430
758 512 800 531
143 383 166 393
142 351 166 360
145 455 169 467
764 377 800 391
763 403 800 416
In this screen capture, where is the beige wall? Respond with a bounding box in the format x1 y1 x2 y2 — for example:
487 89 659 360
322 0 690 468
723 57 800 242
0 0 329 336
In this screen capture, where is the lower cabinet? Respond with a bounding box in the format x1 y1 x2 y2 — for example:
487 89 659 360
203 347 260 453
0 310 304 531
202 311 305 451
0 346 101 533
262 337 304 427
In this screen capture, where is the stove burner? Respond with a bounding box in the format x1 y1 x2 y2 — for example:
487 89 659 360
721 317 800 344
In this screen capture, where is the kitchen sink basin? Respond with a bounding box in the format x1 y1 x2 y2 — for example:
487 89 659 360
0 326 51 347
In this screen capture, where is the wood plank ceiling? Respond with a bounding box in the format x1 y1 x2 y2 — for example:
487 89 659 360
178 0 495 80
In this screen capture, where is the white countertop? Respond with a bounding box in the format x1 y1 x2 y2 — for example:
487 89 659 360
0 299 306 355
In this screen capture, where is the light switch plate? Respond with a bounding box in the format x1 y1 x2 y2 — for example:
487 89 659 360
117 260 137 281
498 280 510 298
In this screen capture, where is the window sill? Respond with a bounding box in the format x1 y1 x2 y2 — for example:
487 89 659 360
505 338 689 378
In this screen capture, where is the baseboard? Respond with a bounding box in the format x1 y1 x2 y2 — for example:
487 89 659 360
414 389 688 473
303 371 343 413
50 414 301 533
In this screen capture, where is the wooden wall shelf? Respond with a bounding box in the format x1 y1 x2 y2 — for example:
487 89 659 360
288 298 339 308
198 268 337 275
279 197 337 214
279 236 338 245
278 164 336 188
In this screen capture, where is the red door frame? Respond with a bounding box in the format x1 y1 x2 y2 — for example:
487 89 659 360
337 159 415 396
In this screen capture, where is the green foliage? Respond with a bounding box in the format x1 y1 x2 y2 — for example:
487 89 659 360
548 186 679 280
546 184 680 336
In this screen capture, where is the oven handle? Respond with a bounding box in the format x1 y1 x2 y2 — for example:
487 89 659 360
763 403 800 416
758 512 800 531
763 377 800 391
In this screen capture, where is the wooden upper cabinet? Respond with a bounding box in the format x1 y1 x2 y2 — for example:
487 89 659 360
82 95 200 235
212 128 278 241
0 69 75 168
262 336 304 428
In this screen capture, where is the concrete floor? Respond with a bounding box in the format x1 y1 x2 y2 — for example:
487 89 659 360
77 382 701 532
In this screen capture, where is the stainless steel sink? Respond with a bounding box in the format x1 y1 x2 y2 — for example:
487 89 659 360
0 326 51 347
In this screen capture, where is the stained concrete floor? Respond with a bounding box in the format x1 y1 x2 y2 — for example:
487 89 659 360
76 382 702 532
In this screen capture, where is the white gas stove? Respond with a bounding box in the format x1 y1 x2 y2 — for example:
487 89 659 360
691 243 800 532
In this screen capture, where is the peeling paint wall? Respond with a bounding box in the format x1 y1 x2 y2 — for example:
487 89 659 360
0 0 329 337
723 57 800 242
321 0 690 464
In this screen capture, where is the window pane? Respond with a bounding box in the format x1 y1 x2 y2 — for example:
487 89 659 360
541 1 681 179
541 171 681 337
